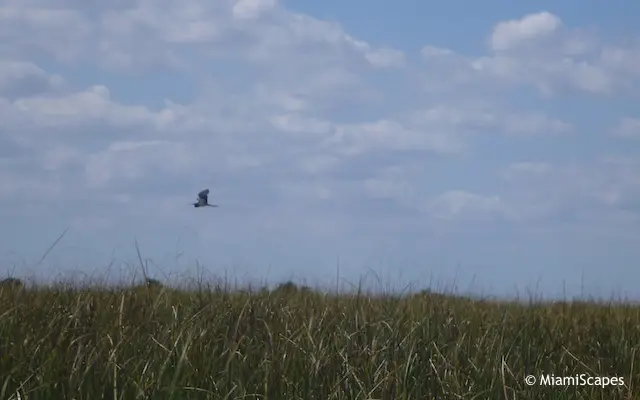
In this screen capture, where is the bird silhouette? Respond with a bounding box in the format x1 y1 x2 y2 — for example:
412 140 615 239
193 189 218 208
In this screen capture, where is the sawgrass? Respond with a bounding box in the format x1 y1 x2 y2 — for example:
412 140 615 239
0 278 638 399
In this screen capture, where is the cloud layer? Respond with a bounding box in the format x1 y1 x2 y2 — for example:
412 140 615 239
1 1 640 297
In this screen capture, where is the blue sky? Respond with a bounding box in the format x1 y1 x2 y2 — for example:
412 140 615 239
1 0 640 299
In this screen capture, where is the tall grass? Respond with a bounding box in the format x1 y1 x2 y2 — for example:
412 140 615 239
0 278 638 399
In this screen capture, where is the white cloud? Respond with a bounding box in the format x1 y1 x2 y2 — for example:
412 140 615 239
269 114 333 135
232 0 277 20
490 12 562 52
363 47 405 68
0 5 91 61
84 140 199 188
426 190 503 221
93 0 405 77
600 46 640 78
329 119 463 155
278 180 333 201
503 162 553 179
407 105 572 136
359 156 640 225
0 4 639 255
299 155 341 175
500 158 640 223
0 60 65 97
364 166 416 205
419 11 639 96
42 145 81 171
613 117 640 138
471 54 614 94
8 85 170 129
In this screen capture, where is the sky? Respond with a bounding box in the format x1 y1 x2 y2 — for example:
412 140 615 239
1 0 640 299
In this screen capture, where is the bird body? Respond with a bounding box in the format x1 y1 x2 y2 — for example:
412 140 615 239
193 189 218 208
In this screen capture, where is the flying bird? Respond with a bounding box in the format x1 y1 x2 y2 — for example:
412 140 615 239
193 189 218 208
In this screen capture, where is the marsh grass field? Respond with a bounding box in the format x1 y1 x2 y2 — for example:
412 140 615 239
1 276 639 400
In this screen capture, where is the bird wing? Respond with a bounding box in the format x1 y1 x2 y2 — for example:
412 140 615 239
198 189 210 203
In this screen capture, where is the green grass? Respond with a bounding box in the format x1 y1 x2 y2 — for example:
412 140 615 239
0 279 638 399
